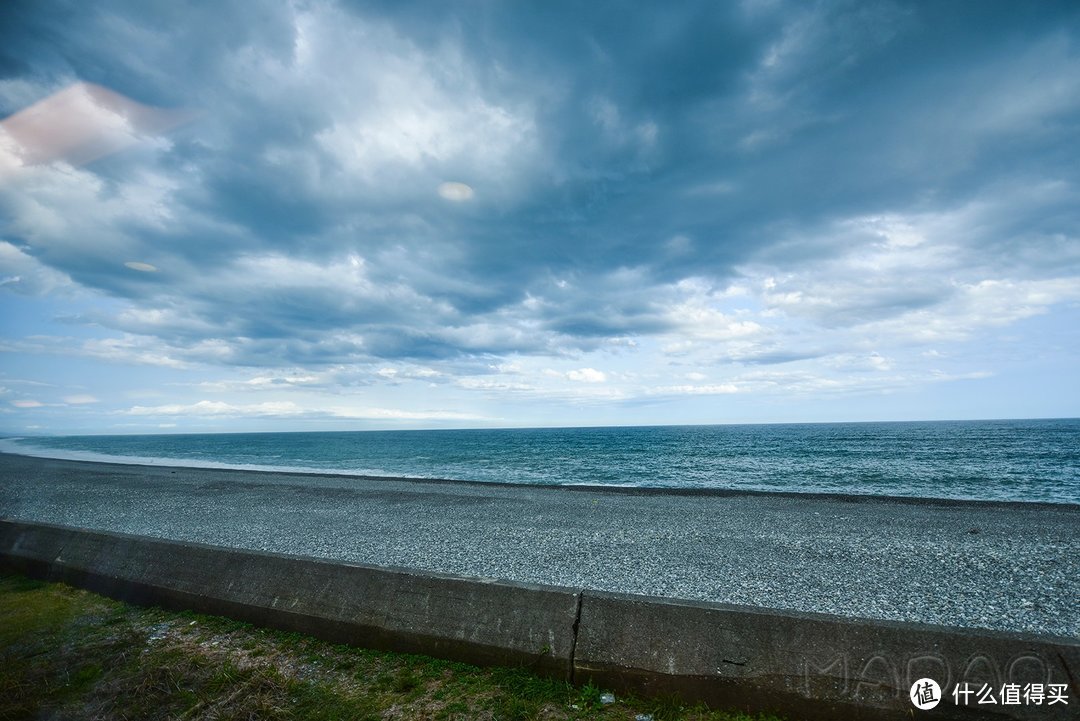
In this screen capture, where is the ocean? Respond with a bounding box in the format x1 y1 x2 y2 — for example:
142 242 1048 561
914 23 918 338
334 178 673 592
2 419 1078 504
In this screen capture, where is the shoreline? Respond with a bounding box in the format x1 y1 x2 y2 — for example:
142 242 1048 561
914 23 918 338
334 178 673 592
1 450 1075 510
1 452 1078 638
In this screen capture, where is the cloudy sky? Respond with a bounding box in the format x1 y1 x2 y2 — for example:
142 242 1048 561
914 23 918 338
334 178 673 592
1 0 1078 435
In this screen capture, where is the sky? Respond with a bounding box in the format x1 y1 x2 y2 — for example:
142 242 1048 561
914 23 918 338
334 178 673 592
1 0 1079 435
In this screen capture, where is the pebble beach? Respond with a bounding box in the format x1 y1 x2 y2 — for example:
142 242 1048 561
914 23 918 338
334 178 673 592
1 452 1077 639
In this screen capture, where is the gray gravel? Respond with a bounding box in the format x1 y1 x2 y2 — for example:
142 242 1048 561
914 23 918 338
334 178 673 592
1 452 1077 638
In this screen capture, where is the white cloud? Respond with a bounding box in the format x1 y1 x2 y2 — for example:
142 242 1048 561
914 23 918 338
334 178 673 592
826 353 893 372
349 407 485 421
372 365 440 381
222 252 446 320
566 367 607 383
81 337 189 368
111 307 223 337
251 4 541 199
124 400 303 417
456 377 536 392
649 383 739 396
0 335 189 368
748 199 1080 338
0 241 76 296
864 277 1080 343
192 372 326 392
122 399 485 421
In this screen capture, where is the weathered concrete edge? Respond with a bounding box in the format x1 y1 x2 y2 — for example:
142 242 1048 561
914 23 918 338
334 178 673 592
574 590 1080 721
0 519 579 679
1 520 1077 721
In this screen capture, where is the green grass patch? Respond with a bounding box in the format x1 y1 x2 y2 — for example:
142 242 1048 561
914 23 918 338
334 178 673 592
0 573 790 721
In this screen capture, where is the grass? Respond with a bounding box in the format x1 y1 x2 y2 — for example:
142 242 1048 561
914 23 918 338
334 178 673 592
0 574 788 721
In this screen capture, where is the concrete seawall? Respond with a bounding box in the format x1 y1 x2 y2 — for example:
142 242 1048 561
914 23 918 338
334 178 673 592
1 520 1076 720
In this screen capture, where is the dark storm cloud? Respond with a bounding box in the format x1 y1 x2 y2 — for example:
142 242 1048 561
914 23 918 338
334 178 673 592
2 0 1079 365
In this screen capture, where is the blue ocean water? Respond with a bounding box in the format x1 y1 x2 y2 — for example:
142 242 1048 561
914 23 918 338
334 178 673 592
2 419 1078 504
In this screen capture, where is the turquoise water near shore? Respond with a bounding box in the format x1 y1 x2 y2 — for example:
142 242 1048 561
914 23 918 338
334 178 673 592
2 419 1078 504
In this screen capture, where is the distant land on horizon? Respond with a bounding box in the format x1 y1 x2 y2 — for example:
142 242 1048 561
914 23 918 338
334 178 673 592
3 415 1080 439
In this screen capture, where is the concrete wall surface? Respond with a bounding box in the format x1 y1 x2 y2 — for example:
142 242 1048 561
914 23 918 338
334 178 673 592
2 520 1077 720
573 591 1079 720
0 520 578 678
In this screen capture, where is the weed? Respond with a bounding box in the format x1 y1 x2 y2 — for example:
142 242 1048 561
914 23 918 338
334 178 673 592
0 574 791 721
